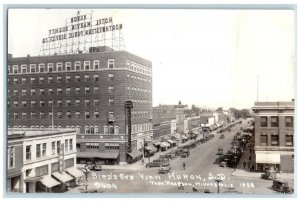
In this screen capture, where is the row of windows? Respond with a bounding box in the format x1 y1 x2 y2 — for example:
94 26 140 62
127 74 152 83
260 133 293 147
260 116 293 127
9 59 152 76
25 138 74 160
9 74 115 84
10 111 114 119
84 142 120 150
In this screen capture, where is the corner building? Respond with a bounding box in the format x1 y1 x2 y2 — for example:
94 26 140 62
8 47 153 165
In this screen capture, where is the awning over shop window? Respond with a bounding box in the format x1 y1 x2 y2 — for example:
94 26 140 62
127 150 143 159
40 175 60 188
77 151 119 159
52 171 73 183
167 139 176 144
160 142 170 148
192 130 200 135
145 145 157 152
256 152 280 164
153 141 161 146
65 167 84 178
181 135 188 140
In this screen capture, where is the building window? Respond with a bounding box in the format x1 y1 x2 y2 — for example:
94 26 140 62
94 75 99 82
75 99 80 106
39 77 44 84
30 64 36 73
105 143 119 150
48 88 53 95
271 133 279 146
22 112 27 119
51 141 56 154
94 87 99 94
285 116 293 127
66 62 72 71
13 90 18 96
84 61 90 70
39 64 45 72
94 111 99 118
26 145 31 160
109 126 114 134
22 101 27 108
42 143 46 157
57 141 61 154
75 75 80 82
49 112 53 118
48 76 53 84
31 77 36 84
95 126 99 134
75 87 80 94
8 147 15 168
85 100 90 106
57 100 62 107
22 78 27 84
109 98 114 107
40 112 45 119
31 112 36 119
69 139 73 151
13 65 18 73
66 75 71 83
36 165 48 177
93 60 99 69
108 73 114 81
115 126 119 134
85 112 90 119
85 126 90 134
285 134 293 146
39 89 45 95
66 88 71 95
109 86 114 93
13 101 18 107
126 60 130 69
57 76 62 83
13 78 18 84
260 116 267 127
104 126 108 134
109 112 114 119
260 134 268 146
21 65 27 73
85 75 90 82
67 111 71 118
57 112 62 119
21 89 26 96
66 100 71 107
86 142 99 150
94 99 99 106
74 61 80 70
271 116 279 127
85 87 90 94
76 112 80 118
57 88 62 95
40 101 45 107
108 59 114 69
36 144 41 158
30 89 36 96
56 63 62 72
65 140 68 152
47 63 54 72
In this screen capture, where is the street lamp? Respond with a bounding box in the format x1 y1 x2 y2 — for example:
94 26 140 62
215 179 222 193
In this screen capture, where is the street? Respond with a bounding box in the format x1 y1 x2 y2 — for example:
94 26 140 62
69 119 289 194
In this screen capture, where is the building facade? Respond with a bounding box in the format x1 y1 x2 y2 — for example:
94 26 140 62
8 47 153 165
252 101 294 173
7 128 81 193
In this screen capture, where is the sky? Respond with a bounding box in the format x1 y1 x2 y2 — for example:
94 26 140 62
8 9 296 109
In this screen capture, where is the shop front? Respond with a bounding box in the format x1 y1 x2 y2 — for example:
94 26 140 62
77 151 120 165
127 150 143 164
255 152 280 172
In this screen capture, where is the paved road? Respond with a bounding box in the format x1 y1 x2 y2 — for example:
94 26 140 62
70 119 285 194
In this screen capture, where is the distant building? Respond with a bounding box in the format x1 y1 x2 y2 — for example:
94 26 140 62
152 105 176 124
7 128 81 193
252 101 294 173
175 101 187 134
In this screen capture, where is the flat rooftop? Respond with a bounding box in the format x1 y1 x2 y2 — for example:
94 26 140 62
8 128 77 139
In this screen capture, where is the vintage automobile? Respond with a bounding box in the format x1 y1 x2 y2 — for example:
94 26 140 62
220 134 225 139
217 148 224 155
158 165 172 174
85 161 102 171
261 171 277 180
180 152 189 158
159 152 176 160
272 179 294 193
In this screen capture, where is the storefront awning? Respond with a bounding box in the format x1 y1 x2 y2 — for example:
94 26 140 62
181 135 188 139
77 151 119 159
52 171 73 183
167 139 176 144
65 167 84 178
145 145 157 152
192 130 200 135
153 141 161 146
40 175 60 188
127 150 143 159
24 176 42 183
160 142 170 148
256 152 280 164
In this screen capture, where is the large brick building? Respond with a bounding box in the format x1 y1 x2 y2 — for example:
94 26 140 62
252 101 294 173
7 46 153 165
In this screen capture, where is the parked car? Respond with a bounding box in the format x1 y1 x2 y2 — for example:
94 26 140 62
158 165 172 174
85 161 102 171
220 134 225 139
159 152 176 160
180 152 189 158
217 148 223 155
261 171 277 180
272 179 294 193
